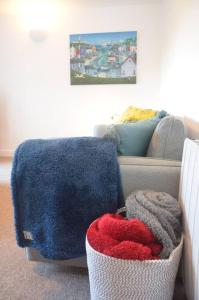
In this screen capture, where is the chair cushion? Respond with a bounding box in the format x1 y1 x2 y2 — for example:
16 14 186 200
104 118 159 156
147 116 186 161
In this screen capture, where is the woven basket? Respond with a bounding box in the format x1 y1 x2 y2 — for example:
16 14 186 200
86 236 183 300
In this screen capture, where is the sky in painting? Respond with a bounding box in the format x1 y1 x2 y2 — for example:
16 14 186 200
70 31 137 45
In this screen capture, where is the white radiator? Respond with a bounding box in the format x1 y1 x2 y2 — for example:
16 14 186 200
179 138 199 300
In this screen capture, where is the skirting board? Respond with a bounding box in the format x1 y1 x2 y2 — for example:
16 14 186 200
0 149 14 157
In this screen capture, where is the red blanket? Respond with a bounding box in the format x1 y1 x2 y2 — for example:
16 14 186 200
87 214 162 260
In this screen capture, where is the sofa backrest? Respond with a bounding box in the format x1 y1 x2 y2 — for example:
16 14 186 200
94 116 187 161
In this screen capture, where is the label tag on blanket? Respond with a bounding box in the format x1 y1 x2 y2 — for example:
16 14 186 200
23 231 33 240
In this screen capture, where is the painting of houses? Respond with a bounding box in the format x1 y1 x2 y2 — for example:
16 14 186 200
70 31 137 85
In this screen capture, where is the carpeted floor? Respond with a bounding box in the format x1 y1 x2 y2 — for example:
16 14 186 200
0 184 90 300
0 159 187 300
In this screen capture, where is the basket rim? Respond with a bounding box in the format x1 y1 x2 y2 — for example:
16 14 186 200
86 234 183 264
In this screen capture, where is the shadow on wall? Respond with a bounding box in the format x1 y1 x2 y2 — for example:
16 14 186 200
184 117 199 139
0 94 9 150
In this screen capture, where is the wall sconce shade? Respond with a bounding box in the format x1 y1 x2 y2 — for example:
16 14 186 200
19 1 59 41
29 30 48 42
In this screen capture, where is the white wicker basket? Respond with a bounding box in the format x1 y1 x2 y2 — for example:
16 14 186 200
86 236 183 300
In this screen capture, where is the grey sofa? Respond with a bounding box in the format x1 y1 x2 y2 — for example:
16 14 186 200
25 116 185 267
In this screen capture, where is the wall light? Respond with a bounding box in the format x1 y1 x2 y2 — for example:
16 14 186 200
19 1 59 41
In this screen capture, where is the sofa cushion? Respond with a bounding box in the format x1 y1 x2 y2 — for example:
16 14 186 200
147 116 186 161
120 106 157 123
104 118 159 156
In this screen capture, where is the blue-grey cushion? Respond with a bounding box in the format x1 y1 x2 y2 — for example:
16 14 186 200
156 110 168 119
147 116 187 160
104 118 160 156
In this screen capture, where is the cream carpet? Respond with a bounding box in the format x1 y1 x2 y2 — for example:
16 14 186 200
0 159 186 300
0 184 90 300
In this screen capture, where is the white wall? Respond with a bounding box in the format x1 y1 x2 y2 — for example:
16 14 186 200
160 0 199 138
0 1 163 154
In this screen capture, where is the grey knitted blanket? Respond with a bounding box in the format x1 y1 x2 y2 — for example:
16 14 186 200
126 190 182 258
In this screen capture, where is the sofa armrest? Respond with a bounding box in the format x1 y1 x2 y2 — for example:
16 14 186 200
119 156 181 200
94 124 109 137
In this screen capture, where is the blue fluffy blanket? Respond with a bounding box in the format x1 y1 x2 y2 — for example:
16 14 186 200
11 137 124 259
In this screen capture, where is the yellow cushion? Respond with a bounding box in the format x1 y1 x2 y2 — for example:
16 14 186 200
120 106 157 123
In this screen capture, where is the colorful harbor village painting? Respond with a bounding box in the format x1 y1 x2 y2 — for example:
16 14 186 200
70 31 137 85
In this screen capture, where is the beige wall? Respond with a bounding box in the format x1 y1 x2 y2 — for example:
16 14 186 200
160 0 199 138
1 0 198 156
0 1 163 155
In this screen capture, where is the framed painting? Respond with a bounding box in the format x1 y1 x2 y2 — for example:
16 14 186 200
70 31 137 85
